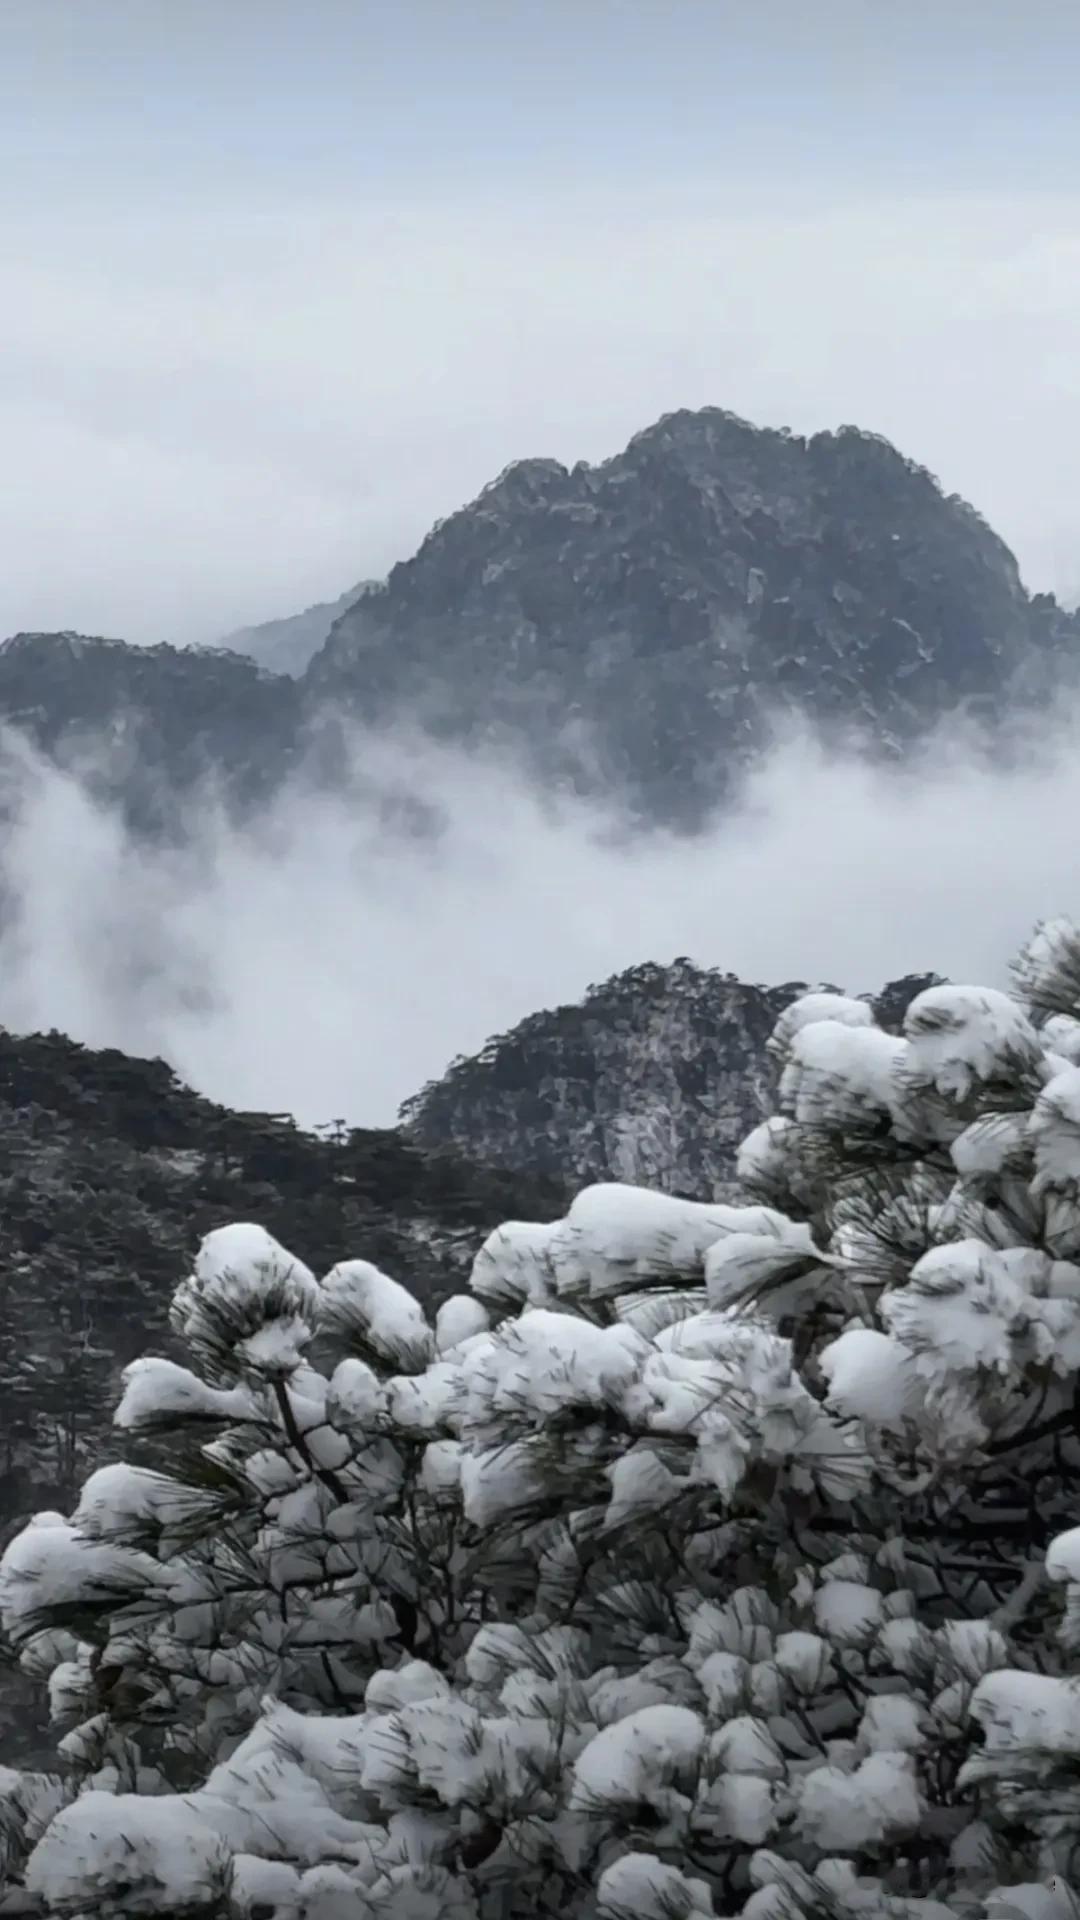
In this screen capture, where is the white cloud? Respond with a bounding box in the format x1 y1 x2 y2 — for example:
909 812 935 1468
1 718 1078 1128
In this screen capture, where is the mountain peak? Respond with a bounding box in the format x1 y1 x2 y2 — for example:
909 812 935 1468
480 455 571 502
304 403 1073 828
0 405 1075 836
624 402 767 455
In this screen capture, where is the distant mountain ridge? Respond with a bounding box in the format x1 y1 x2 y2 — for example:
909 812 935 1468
0 630 295 832
218 580 375 677
2 406 1076 831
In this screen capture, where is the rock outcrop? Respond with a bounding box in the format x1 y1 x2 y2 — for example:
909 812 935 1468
401 958 943 1196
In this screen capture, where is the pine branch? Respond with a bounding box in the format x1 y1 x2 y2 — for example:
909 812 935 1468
271 1379 349 1503
986 1385 1080 1458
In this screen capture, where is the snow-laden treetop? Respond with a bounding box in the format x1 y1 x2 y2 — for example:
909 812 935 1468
8 922 1080 1916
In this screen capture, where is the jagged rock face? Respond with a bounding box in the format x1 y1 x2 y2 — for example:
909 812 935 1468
305 409 1079 827
401 960 943 1198
0 632 298 831
402 962 793 1196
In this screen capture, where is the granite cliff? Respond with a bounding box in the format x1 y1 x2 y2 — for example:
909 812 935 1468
402 958 943 1197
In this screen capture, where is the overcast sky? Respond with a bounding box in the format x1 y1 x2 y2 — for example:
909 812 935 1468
2 0 1079 645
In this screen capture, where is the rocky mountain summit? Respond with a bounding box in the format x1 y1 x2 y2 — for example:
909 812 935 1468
402 957 942 1197
2 408 1077 832
305 408 1078 826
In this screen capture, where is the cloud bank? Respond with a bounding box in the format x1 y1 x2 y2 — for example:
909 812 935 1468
0 721 1078 1129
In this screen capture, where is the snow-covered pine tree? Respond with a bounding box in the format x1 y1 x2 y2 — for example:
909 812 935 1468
10 923 1080 1916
